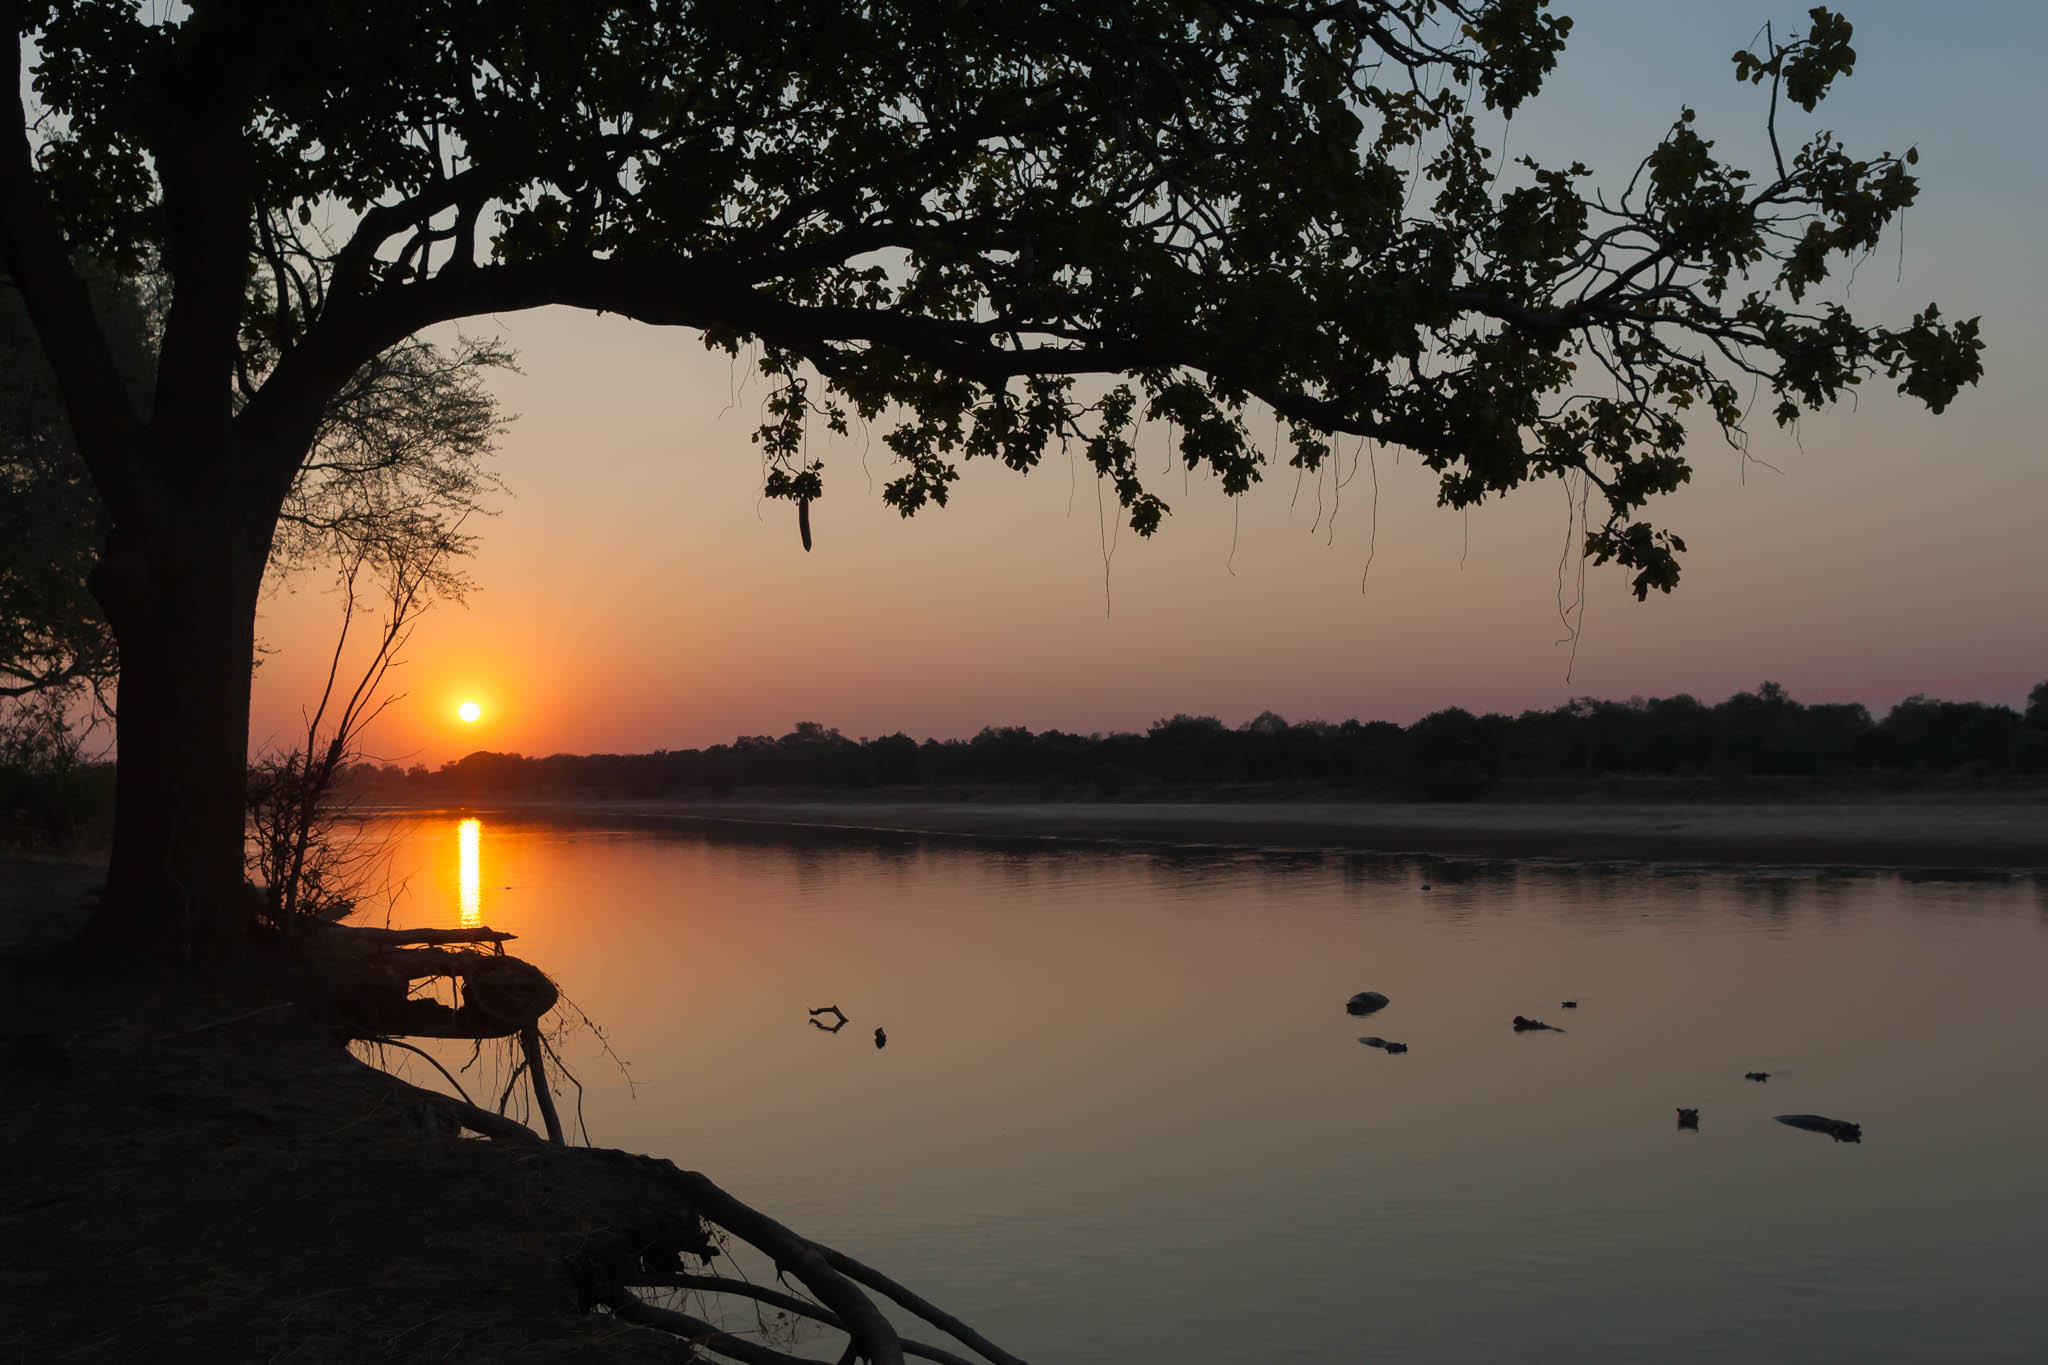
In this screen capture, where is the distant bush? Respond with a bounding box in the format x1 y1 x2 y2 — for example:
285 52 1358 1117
386 680 2048 804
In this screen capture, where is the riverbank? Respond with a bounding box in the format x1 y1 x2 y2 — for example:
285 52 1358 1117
425 794 2048 871
0 931 699 1362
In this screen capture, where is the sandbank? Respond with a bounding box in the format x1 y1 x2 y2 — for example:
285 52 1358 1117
519 796 2048 870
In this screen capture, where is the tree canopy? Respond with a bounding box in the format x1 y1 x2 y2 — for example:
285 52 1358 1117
13 1 1980 595
0 274 509 708
1 0 1987 947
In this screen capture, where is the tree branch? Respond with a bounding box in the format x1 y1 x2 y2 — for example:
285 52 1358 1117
0 0 152 521
145 2 261 456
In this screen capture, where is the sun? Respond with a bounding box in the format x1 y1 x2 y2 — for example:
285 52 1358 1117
457 700 482 724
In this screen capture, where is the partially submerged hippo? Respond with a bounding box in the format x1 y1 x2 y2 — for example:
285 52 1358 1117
1346 991 1390 1016
1358 1036 1409 1054
1676 1107 1700 1130
1777 1113 1862 1143
1512 1015 1562 1032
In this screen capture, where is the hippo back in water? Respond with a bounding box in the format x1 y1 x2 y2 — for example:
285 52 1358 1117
1346 991 1390 1016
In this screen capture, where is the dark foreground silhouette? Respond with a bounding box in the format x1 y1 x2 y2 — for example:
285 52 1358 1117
2 926 1026 1365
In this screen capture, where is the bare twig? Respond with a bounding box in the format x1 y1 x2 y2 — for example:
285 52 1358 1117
362 1034 477 1106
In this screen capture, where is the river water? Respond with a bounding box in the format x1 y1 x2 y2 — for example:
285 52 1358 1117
359 811 2048 1364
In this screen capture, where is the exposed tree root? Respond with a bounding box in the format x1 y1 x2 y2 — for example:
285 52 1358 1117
805 1247 1027 1365
518 1023 566 1145
606 1293 822 1365
322 932 1021 1362
628 1274 981 1365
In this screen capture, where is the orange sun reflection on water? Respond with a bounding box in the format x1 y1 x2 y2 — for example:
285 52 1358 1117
458 817 482 927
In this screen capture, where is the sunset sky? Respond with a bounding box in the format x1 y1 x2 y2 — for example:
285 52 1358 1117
245 1 2048 766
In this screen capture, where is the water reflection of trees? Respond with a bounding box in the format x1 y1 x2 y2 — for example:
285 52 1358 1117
397 810 2044 931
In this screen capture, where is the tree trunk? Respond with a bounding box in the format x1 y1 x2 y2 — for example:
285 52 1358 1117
81 505 272 956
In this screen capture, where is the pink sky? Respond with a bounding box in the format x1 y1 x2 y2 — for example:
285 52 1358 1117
245 1 2048 766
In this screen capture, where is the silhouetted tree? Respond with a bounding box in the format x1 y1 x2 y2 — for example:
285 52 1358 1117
865 733 921 787
1879 695 2022 774
1147 715 1231 782
6 3 1983 952
1405 707 1497 798
2 273 507 710
2014 682 2048 773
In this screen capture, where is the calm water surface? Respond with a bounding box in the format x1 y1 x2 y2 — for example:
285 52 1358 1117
362 812 2048 1364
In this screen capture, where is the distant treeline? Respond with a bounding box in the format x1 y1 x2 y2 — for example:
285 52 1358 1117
351 681 2048 804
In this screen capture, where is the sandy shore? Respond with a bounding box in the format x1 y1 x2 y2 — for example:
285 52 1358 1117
516 797 2048 870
